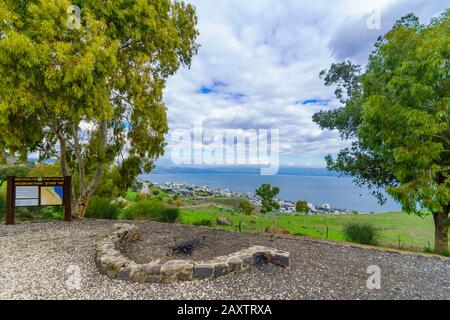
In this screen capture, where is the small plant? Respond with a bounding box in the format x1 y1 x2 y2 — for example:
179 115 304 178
160 208 179 223
123 200 179 223
85 197 120 220
194 219 213 227
238 199 255 215
343 222 379 245
135 193 152 202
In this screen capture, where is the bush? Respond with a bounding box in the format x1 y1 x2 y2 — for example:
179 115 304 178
239 199 255 215
38 207 64 221
194 219 213 227
135 193 152 202
343 223 379 245
85 197 120 220
295 200 310 213
123 200 179 223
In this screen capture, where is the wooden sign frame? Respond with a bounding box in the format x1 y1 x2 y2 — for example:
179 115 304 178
6 176 72 225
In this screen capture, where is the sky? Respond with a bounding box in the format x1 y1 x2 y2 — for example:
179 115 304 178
158 0 448 168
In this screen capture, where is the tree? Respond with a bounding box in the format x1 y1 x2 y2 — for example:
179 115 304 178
0 165 32 187
0 0 199 218
256 184 280 214
239 199 255 215
313 11 450 254
295 200 310 213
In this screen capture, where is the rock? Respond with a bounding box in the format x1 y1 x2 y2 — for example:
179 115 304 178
213 262 229 278
265 225 290 235
193 264 214 279
227 257 243 273
272 250 290 267
216 217 232 226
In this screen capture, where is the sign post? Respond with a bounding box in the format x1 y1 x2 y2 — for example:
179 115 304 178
5 176 72 225
6 176 14 225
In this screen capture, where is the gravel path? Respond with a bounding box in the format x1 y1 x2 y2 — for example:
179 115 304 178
0 220 448 300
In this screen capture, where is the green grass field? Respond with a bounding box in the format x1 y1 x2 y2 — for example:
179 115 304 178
178 206 443 252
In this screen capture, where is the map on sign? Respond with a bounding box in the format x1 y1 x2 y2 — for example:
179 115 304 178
40 186 63 206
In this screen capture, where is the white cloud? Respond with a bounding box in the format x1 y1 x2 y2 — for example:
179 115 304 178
160 0 448 167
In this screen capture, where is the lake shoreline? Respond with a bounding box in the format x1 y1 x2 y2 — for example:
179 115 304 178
140 172 401 213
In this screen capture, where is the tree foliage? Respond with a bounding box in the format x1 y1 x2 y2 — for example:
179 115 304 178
0 164 32 187
295 200 310 213
313 11 450 253
256 184 280 214
239 199 255 215
0 0 199 217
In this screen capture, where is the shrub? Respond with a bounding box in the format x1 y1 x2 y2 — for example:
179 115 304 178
124 200 179 223
238 199 255 215
343 223 379 245
160 208 179 223
295 200 310 213
135 193 152 202
38 207 64 221
85 197 120 220
194 219 213 227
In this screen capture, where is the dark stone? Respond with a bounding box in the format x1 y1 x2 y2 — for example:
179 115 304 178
273 254 290 267
117 267 132 280
213 263 229 278
193 265 214 279
227 258 242 272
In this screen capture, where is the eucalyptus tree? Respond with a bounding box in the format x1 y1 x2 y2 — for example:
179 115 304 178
313 12 450 254
0 0 199 218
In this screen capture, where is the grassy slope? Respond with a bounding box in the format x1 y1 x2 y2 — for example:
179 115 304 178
178 207 441 251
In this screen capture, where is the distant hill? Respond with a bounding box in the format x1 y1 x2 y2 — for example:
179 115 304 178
150 166 342 177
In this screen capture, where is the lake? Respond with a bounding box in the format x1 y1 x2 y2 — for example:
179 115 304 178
140 172 401 213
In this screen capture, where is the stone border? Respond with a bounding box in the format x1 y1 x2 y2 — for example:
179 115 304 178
95 224 290 283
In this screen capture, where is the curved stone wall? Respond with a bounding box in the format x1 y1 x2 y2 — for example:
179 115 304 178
96 224 290 283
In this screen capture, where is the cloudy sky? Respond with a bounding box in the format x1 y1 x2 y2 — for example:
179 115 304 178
159 0 448 168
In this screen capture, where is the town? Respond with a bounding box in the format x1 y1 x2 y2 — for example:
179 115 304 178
142 180 358 216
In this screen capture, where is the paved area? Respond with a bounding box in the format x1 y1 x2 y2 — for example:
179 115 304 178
0 220 448 300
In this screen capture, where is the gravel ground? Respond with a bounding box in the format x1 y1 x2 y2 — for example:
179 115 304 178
0 220 449 300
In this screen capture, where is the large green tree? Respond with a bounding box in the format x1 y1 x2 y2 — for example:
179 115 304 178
313 11 450 254
0 0 199 218
256 184 280 214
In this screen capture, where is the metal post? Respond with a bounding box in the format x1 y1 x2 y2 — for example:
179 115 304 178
6 176 14 225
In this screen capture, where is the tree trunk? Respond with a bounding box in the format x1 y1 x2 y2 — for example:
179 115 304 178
432 210 449 255
76 192 91 219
